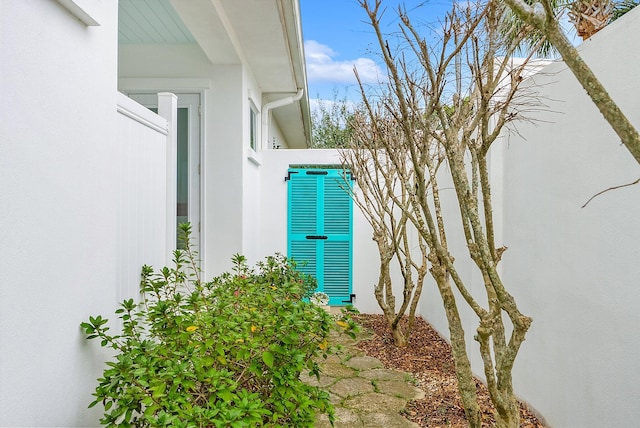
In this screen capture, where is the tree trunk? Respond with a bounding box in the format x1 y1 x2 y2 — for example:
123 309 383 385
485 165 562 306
373 235 410 347
430 259 482 428
495 407 520 428
391 327 408 347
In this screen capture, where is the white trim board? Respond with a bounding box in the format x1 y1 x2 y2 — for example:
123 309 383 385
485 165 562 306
56 0 100 26
119 78 212 93
116 91 168 135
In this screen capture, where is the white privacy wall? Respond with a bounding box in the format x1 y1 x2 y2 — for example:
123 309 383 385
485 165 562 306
500 12 640 427
258 149 382 314
1 4 172 426
417 8 640 427
0 1 119 426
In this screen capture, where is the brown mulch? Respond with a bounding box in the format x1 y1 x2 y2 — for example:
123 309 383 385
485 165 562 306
353 314 547 428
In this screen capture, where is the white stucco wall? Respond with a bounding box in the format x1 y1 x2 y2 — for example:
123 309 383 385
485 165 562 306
201 65 245 276
0 1 119 426
258 149 382 314
416 8 640 427
119 44 216 78
500 11 640 427
242 69 266 267
269 118 289 150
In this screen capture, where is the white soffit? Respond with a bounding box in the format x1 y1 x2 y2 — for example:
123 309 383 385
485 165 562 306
119 0 196 44
221 0 298 92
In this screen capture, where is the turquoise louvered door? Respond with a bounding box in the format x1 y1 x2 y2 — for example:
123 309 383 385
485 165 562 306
287 168 352 305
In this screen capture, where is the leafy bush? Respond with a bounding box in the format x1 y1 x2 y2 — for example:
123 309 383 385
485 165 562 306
81 224 356 427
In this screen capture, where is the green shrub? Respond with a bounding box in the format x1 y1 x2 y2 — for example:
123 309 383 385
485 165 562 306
81 224 354 427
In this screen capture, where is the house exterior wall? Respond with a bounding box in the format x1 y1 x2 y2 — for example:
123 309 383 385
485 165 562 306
415 8 640 427
119 44 295 278
241 68 265 267
119 49 249 278
202 65 245 276
0 1 120 425
269 117 289 149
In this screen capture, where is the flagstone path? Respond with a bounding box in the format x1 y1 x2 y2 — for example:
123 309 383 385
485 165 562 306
301 329 425 427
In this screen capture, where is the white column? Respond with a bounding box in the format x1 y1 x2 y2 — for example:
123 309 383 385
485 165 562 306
158 92 178 264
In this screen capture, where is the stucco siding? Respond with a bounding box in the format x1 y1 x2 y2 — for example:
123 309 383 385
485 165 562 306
0 1 119 425
500 15 640 426
201 66 245 277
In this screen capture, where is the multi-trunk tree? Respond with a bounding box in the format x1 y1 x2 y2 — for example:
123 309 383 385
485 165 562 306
341 116 429 347
348 0 544 425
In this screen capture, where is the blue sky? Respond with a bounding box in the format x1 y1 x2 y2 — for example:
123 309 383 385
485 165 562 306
299 0 454 104
299 0 580 106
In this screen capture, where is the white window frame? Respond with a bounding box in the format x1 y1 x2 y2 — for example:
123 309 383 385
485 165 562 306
248 99 262 165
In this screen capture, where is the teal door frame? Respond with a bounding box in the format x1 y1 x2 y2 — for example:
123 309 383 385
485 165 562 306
287 168 353 305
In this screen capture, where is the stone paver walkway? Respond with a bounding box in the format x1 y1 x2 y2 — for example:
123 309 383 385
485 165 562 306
301 328 424 427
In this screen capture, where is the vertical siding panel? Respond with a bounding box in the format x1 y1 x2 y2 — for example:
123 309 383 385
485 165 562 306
116 96 168 303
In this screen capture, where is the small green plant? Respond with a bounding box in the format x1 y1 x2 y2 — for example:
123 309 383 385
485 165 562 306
404 373 417 386
81 223 351 427
341 304 359 314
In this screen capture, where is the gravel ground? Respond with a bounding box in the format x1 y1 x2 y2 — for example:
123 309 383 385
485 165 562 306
353 314 547 428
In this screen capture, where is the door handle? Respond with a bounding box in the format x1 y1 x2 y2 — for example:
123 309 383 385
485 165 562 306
305 235 328 240
342 294 356 304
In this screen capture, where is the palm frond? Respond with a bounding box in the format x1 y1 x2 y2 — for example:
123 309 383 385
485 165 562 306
611 0 639 20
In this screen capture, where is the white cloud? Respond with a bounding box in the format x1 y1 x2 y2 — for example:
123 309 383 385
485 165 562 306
304 40 385 84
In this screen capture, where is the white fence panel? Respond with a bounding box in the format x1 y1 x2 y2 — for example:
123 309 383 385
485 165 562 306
116 92 169 302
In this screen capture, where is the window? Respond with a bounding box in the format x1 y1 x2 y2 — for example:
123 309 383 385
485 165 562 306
247 98 262 165
249 104 258 151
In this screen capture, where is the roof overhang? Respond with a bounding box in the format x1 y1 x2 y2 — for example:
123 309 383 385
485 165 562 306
216 0 310 148
118 0 311 148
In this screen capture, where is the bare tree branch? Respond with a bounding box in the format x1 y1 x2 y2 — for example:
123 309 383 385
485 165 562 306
581 177 640 208
348 1 542 426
